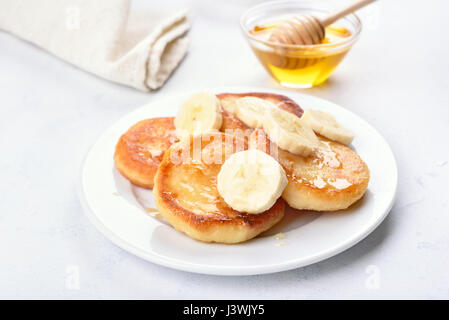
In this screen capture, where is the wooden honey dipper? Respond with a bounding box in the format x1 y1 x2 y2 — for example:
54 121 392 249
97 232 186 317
270 0 377 46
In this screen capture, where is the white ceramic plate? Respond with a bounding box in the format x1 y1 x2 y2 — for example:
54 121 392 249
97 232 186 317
80 87 397 276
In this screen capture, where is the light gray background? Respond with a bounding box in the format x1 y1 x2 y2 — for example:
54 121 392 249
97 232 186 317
1 0 448 299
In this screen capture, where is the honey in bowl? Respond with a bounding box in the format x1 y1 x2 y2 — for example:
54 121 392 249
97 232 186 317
247 16 357 88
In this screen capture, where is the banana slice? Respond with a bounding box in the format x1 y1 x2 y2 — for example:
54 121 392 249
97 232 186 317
234 97 275 128
302 109 355 145
262 107 320 156
217 150 287 214
174 92 222 140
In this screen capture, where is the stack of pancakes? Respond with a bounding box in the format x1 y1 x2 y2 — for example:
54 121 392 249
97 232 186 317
114 93 370 244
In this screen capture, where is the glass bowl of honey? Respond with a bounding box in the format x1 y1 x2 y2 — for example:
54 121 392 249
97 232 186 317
241 0 362 88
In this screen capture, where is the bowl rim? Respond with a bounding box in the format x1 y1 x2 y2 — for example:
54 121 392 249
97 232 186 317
240 0 362 50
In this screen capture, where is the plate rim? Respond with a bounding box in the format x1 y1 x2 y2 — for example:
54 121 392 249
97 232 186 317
79 86 398 276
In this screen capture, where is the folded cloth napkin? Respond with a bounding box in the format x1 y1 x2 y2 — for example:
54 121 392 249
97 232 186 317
0 0 190 90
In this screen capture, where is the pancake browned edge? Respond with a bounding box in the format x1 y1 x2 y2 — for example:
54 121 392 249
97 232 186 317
153 133 285 244
250 129 370 211
114 117 177 189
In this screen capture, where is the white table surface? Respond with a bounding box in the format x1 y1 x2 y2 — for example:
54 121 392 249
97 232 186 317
1 0 448 299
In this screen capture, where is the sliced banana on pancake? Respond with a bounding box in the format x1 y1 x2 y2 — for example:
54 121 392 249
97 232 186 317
153 133 285 244
217 150 287 214
234 97 275 128
249 129 370 211
262 107 320 157
175 92 222 140
302 109 354 145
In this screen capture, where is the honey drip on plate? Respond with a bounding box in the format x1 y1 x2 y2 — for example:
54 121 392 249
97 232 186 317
274 233 286 240
145 208 162 219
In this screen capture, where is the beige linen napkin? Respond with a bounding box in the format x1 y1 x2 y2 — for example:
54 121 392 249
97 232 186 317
0 0 190 90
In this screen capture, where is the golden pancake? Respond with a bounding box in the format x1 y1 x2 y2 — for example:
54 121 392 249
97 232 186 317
153 133 285 243
250 129 370 211
114 117 177 189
